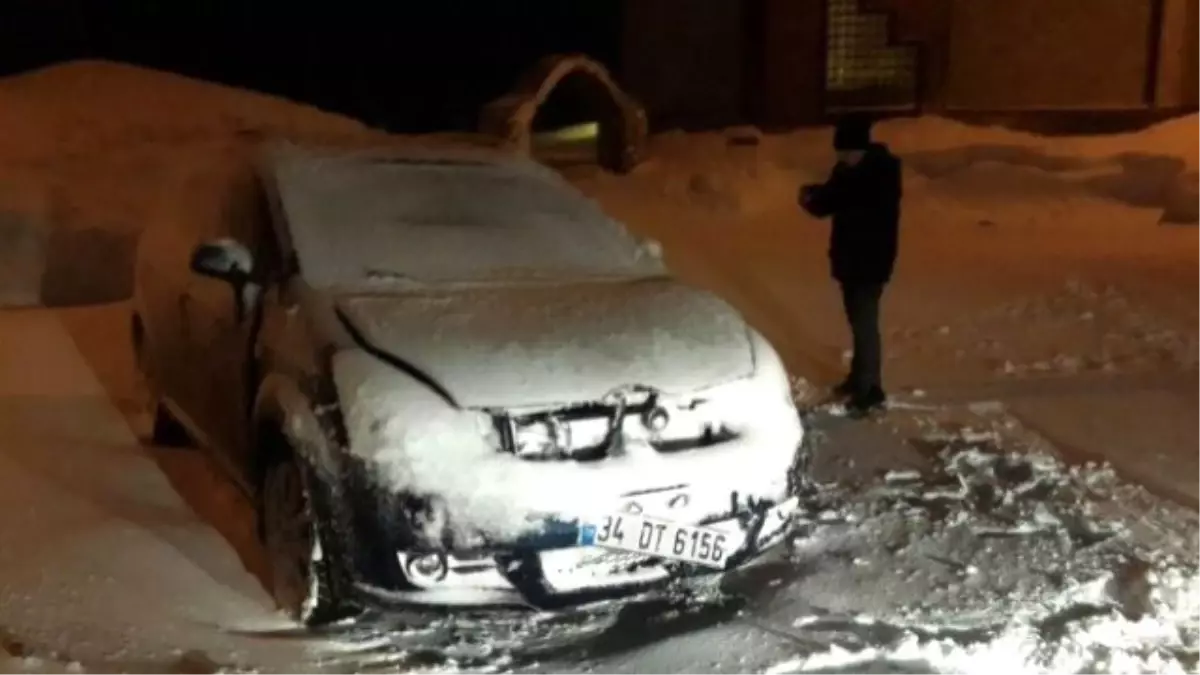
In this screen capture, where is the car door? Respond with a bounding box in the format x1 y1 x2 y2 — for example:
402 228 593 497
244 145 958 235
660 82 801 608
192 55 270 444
180 165 281 480
133 197 200 421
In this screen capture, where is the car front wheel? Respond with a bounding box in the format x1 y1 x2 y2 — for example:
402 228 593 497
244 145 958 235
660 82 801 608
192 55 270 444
261 453 347 625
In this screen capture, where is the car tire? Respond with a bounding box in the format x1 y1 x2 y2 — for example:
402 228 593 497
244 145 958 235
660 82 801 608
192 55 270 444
261 451 347 626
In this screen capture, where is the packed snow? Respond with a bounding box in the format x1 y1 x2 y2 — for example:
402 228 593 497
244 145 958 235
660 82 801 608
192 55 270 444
746 404 1200 675
0 61 1195 673
564 111 1197 395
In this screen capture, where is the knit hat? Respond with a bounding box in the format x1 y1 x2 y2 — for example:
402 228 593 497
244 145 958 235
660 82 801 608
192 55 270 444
833 114 873 150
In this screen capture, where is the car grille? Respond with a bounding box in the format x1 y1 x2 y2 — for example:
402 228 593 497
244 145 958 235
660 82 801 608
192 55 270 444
493 387 732 461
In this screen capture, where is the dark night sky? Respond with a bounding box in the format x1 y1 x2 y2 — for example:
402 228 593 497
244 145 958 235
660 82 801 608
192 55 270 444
0 0 623 132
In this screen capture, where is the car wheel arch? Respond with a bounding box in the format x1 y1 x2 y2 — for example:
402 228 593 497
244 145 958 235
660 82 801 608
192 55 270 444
253 408 355 624
251 375 337 489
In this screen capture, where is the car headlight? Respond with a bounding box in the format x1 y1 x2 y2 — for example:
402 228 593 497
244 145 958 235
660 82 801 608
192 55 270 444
638 394 733 450
510 417 566 459
497 329 798 460
505 410 612 460
498 382 789 459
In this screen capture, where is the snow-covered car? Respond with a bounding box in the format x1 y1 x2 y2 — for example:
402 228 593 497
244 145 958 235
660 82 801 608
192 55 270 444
130 143 807 624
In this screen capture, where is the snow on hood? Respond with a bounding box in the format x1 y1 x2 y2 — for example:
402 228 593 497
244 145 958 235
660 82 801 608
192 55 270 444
333 278 755 408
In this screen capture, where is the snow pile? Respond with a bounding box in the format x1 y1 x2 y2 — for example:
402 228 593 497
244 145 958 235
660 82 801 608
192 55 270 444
906 146 1199 225
764 419 1200 674
0 60 381 307
569 112 1197 391
0 60 375 164
576 113 1199 226
767 564 1199 675
0 652 80 675
295 600 632 673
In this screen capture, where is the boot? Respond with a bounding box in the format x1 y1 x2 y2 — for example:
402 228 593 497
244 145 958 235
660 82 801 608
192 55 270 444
831 378 856 398
847 386 887 418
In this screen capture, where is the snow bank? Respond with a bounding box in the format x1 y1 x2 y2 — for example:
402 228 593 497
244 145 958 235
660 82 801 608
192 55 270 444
568 112 1197 391
0 207 47 307
7 54 1200 312
0 60 379 308
0 647 82 675
3 58 1192 315
582 113 1199 226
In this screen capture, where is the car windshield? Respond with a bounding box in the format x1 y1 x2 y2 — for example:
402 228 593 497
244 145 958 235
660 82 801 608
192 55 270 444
273 155 666 288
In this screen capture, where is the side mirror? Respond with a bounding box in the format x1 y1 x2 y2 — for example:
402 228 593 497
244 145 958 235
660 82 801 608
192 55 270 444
190 238 254 284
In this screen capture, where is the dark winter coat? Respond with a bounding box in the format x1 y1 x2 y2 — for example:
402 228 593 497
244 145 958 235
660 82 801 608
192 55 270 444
800 143 902 285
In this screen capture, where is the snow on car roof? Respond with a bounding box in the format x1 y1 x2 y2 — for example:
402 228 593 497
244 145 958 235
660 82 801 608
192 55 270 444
265 144 663 287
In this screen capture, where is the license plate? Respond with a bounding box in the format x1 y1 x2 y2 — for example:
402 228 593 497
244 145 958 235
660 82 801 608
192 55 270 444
577 513 737 569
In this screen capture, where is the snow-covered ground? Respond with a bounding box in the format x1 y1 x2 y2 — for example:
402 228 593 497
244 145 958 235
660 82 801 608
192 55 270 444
0 61 1196 673
565 115 1198 389
1 307 1195 674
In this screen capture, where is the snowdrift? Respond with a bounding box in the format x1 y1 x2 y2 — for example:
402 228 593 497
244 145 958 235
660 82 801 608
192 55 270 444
0 59 1195 309
0 60 379 308
589 114 1199 225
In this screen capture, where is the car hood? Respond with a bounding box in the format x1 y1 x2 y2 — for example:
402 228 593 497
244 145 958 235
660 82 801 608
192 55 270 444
333 278 755 408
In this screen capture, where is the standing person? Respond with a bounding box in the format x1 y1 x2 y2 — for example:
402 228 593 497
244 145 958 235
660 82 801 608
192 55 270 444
798 114 902 417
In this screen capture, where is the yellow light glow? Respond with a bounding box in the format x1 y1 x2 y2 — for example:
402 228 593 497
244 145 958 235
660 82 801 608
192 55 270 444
533 121 599 144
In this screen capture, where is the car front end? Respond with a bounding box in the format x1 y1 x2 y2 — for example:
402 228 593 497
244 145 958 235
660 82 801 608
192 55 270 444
260 149 808 618
320 317 806 611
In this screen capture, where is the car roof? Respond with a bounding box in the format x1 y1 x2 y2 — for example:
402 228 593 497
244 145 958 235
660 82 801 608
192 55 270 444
254 140 650 286
257 140 562 186
258 140 583 239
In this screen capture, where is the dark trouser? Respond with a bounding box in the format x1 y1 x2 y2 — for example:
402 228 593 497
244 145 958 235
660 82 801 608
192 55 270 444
839 281 885 394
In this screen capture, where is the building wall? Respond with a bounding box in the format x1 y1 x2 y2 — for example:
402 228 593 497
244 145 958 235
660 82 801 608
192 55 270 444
757 0 826 127
1188 0 1199 107
1156 0 1185 105
620 0 745 128
942 0 1153 110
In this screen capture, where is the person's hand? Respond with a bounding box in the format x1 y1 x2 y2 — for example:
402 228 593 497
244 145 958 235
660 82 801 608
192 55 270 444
798 184 817 209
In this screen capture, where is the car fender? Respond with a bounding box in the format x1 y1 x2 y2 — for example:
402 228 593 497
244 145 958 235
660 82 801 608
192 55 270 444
252 373 342 480
252 372 384 596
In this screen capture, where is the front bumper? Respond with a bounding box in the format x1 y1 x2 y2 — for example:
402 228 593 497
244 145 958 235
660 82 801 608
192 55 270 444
346 495 801 610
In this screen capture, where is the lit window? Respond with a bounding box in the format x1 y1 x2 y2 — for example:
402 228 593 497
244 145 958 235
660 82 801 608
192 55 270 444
825 0 917 108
